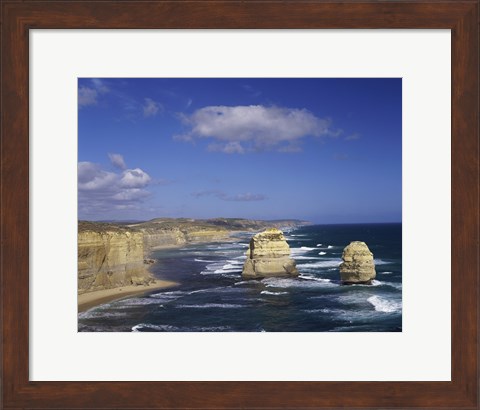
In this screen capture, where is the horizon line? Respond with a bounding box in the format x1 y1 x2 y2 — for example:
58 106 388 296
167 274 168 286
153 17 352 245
79 217 402 225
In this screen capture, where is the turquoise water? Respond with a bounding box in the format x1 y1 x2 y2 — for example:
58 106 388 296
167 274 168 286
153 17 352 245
78 223 402 332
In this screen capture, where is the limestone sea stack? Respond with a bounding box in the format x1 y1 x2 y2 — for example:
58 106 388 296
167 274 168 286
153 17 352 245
242 228 299 279
339 241 376 284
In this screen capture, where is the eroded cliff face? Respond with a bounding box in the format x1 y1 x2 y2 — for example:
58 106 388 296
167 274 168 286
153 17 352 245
78 225 230 294
78 219 308 294
242 228 299 279
141 228 187 251
140 227 230 251
78 230 154 294
184 229 230 243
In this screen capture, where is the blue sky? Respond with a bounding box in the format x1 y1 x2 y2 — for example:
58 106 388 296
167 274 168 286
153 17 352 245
78 78 402 223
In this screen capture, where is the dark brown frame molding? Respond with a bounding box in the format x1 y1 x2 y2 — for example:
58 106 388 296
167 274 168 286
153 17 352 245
1 1 479 409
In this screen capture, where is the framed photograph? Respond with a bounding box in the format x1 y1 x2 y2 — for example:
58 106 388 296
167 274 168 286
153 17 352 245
77 77 403 334
1 1 478 409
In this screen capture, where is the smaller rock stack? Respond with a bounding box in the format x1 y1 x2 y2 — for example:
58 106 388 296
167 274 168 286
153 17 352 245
339 241 376 284
242 228 299 279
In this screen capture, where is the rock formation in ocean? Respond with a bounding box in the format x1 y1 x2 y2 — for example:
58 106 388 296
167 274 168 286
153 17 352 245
242 228 299 279
339 241 376 284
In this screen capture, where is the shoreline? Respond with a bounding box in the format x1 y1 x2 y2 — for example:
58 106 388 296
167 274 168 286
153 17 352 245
77 225 304 314
78 279 178 313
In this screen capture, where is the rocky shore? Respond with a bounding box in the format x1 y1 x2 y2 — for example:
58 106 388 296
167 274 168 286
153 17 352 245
78 218 308 308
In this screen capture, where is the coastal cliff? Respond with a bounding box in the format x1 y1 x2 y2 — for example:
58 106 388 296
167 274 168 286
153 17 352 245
242 228 299 278
78 228 154 294
141 227 187 251
78 218 308 295
133 219 231 250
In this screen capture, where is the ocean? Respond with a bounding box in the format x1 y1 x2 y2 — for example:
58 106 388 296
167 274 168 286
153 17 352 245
78 223 402 332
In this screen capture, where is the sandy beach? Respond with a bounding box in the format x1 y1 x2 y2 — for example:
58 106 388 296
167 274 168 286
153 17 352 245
78 279 178 313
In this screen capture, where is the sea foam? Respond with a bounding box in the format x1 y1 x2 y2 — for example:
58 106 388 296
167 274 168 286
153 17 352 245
299 274 332 283
132 324 179 332
194 258 216 263
373 259 393 265
290 247 315 256
79 310 129 320
234 280 261 286
201 258 245 275
367 295 402 313
293 255 322 260
261 290 289 296
262 276 337 289
176 303 243 309
297 260 341 269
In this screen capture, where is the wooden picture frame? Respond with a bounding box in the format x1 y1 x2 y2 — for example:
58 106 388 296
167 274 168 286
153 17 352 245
1 1 478 408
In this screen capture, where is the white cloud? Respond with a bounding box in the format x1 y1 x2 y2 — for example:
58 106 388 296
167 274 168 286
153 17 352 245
108 153 127 170
119 168 151 188
78 79 109 108
175 105 333 153
112 188 150 201
78 162 116 190
78 87 98 107
78 159 152 216
78 80 162 120
143 98 161 117
91 78 109 93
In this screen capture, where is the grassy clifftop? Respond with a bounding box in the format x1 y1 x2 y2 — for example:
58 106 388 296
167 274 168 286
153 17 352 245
79 217 309 235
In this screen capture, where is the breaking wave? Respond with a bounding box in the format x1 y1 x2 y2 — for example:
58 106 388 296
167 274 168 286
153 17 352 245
261 290 289 296
297 260 341 269
368 295 402 313
175 303 243 309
